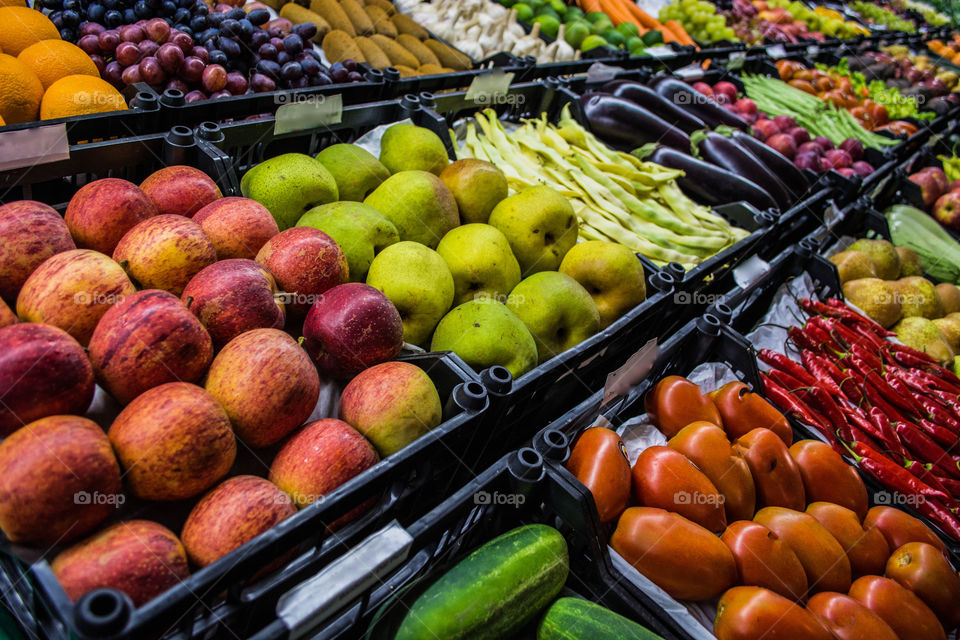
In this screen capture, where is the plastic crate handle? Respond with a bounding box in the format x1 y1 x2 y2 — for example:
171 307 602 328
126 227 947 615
276 522 413 640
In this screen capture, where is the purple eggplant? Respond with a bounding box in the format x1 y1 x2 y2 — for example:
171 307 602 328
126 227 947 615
729 129 811 193
651 76 750 130
693 131 792 209
581 93 690 152
646 145 779 211
602 80 706 134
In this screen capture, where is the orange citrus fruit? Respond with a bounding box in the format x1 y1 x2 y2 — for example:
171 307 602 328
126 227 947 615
0 53 42 123
0 7 60 56
0 0 27 7
40 74 127 119
18 39 97 90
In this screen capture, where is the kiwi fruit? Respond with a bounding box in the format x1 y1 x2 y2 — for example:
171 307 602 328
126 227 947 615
423 39 471 69
393 64 418 77
369 34 420 68
322 29 365 62
396 33 440 66
309 0 356 36
390 12 429 39
279 3 331 40
339 0 375 35
363 0 395 16
353 36 391 68
363 4 397 36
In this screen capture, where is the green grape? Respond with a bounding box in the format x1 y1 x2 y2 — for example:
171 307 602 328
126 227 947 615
691 10 707 24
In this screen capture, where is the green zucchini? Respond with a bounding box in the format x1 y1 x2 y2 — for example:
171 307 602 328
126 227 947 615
537 597 664 640
394 524 569 640
886 204 960 284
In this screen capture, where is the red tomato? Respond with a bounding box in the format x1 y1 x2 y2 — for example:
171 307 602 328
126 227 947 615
720 521 807 602
644 376 722 438
714 586 835 640
566 427 631 523
631 446 726 533
849 575 946 640
709 381 792 444
806 592 898 640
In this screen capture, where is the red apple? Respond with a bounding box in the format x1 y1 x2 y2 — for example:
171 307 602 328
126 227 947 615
180 475 296 567
301 283 403 379
52 520 190 607
108 382 236 500
268 418 379 528
0 415 121 546
16 249 136 346
734 97 757 114
0 323 94 435
692 82 714 98
192 196 279 260
64 178 158 255
0 298 15 328
139 165 222 218
950 179 960 192
339 361 442 456
255 227 348 323
205 328 319 447
933 190 960 231
713 81 739 103
181 259 285 348
910 170 947 208
88 290 214 405
113 214 217 295
0 200 75 305
920 166 950 194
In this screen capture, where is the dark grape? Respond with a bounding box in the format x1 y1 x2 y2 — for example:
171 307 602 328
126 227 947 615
115 41 142 65
200 27 217 41
303 48 322 62
208 48 227 66
98 29 120 50
42 0 60 9
300 55 320 76
330 67 348 82
347 70 362 82
343 59 357 72
180 55 204 81
173 8 191 24
189 14 206 31
268 36 283 49
330 61 345 74
171 31 192 53
81 22 106 36
144 0 162 8
177 25 192 36
288 75 309 89
157 41 184 73
250 72 275 92
280 61 301 80
139 55 166 84
104 60 123 85
103 0 119 9
249 29 268 48
160 0 175 15
78 34 102 54
256 59 280 79
225 70 247 94
50 12 64 28
59 27 76 40
257 42 276 59
207 12 223 27
226 7 244 20
87 3 106 21
62 0 79 11
291 22 316 40
310 73 331 86
282 34 302 55
190 44 209 62
247 8 268 25
267 25 285 38
144 17 170 42
221 18 242 37
194 2 207 15
275 51 290 66
120 24 145 42
133 0 151 17
217 36 240 59
184 89 206 102
237 18 253 38
90 53 106 74
121 64 142 84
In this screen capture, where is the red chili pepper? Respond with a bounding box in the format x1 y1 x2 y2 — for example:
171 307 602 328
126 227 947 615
801 351 845 398
915 497 960 542
916 395 960 433
862 373 919 423
761 373 836 446
822 297 896 337
802 322 840 352
839 404 881 447
866 370 926 417
788 326 818 351
850 343 884 374
905 460 955 498
802 385 849 437
847 440 950 500
894 422 960 480
934 475 960 497
765 368 806 391
821 358 864 405
894 367 960 395
926 363 960 389
917 418 960 449
887 341 937 364
868 407 907 457
757 349 816 386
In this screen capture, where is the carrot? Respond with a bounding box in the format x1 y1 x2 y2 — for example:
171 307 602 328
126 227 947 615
658 24 680 43
601 0 639 27
665 19 696 46
579 0 602 13
622 1 662 30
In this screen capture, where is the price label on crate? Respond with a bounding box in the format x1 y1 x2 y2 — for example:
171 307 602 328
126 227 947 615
0 124 69 172
732 254 771 289
674 64 704 81
644 45 674 58
604 339 660 405
586 62 624 84
465 71 514 104
807 44 820 56
768 44 787 59
727 51 747 71
274 94 343 136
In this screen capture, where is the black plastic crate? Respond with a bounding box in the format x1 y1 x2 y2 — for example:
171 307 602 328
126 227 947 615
245 448 681 640
4 352 490 640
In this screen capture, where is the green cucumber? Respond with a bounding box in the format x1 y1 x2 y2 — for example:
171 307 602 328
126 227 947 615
394 524 568 640
537 597 664 640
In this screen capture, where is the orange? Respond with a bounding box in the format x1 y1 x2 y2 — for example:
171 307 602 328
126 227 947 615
0 53 41 123
0 0 26 7
40 74 127 119
0 7 59 56
18 39 97 90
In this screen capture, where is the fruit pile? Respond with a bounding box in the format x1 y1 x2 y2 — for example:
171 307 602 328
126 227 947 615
658 0 737 43
567 373 960 638
850 0 917 32
905 163 960 235
928 35 960 67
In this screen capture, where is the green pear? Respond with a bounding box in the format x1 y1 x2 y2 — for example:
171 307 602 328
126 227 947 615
241 153 338 230
366 241 454 346
848 238 900 280
933 316 960 352
842 278 901 328
379 124 449 175
896 246 924 277
488 186 578 275
894 276 943 319
439 159 508 224
431 298 538 379
436 224 521 306
363 171 459 249
936 283 960 314
894 316 955 363
829 250 876 284
506 271 600 363
315 144 390 201
296 202 399 282
559 240 646 329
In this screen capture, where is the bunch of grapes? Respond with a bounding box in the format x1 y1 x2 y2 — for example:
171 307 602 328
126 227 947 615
73 7 363 102
42 0 208 44
659 0 738 43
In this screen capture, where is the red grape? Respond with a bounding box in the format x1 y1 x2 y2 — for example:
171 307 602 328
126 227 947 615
77 34 101 54
157 42 184 74
180 56 204 82
145 17 170 43
184 89 207 102
250 72 275 92
104 60 123 87
121 64 143 85
89 54 105 75
171 32 193 55
115 41 142 66
138 56 166 85
191 45 210 63
139 39 159 57
165 78 189 94
201 63 227 92
209 89 231 99
98 30 120 52
120 25 145 43
80 22 105 36
225 71 248 95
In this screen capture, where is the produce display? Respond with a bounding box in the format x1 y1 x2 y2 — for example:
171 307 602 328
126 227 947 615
905 162 960 234
849 1 916 32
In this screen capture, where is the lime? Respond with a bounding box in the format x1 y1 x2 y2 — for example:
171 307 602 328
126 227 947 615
536 6 560 20
626 35 643 51
641 29 663 45
564 20 590 47
601 28 625 46
513 2 534 21
585 11 608 23
580 34 609 51
548 0 566 13
590 17 614 34
617 21 640 37
533 14 560 38
563 6 583 21
529 0 545 11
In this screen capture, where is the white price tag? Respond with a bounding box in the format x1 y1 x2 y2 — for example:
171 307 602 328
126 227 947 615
768 44 787 59
727 51 746 71
274 94 343 135
0 124 69 172
644 45 674 58
733 254 771 289
603 339 660 405
586 62 624 84
674 64 704 80
807 44 820 56
465 71 514 103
